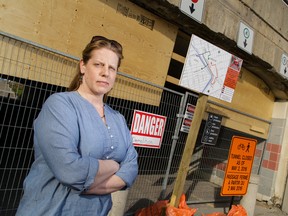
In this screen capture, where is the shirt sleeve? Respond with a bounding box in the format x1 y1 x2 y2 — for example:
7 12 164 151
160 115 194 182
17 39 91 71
34 93 98 192
114 115 138 188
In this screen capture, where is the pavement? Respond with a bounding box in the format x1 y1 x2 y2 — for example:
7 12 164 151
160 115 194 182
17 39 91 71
254 201 287 216
189 200 288 216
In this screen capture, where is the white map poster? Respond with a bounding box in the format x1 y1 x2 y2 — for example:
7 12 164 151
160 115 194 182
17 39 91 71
179 34 243 103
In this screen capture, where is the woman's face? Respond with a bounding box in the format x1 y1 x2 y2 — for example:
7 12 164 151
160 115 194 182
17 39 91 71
80 48 119 96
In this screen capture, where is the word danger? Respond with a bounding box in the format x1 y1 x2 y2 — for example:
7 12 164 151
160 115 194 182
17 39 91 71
132 113 165 136
131 110 167 148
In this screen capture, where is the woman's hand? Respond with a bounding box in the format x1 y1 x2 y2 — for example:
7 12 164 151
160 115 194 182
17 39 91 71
83 159 126 195
93 160 119 185
86 175 126 194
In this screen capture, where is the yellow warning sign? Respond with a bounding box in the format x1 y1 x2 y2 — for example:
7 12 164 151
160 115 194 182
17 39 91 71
221 136 257 196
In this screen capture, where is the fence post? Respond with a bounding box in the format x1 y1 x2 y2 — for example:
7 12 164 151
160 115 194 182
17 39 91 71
170 94 208 207
160 94 186 200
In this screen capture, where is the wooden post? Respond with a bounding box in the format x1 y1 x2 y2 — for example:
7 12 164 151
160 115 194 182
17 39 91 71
170 94 208 207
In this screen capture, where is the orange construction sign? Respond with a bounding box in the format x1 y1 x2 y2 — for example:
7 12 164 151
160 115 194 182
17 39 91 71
221 136 257 196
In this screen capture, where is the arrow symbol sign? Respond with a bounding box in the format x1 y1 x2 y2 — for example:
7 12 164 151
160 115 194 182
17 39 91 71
179 0 204 23
190 0 199 14
189 3 195 13
237 23 254 54
285 67 287 74
243 39 247 47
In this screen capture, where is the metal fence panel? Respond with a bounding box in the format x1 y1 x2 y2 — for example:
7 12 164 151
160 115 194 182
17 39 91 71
106 76 187 214
0 33 77 216
0 32 187 215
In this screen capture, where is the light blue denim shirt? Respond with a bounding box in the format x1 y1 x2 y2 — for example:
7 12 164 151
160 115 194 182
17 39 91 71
16 92 138 216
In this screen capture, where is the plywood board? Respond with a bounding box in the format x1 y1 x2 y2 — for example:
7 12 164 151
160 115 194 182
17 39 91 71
206 103 270 139
0 35 164 106
0 0 178 106
0 35 77 87
208 68 274 120
0 0 178 87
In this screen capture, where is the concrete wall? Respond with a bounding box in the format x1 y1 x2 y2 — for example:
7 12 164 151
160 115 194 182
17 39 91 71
283 175 288 213
258 102 288 207
273 102 288 208
168 0 288 77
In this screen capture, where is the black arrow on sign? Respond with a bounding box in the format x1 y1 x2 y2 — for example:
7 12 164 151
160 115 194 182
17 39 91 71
189 3 195 14
284 67 287 74
243 39 247 47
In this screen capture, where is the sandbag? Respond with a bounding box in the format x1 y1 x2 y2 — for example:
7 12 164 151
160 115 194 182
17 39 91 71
227 205 247 216
202 213 226 216
166 206 197 216
135 200 168 216
166 194 197 216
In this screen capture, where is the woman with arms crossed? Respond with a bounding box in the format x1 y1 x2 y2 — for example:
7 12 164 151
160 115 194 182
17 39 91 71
16 36 138 216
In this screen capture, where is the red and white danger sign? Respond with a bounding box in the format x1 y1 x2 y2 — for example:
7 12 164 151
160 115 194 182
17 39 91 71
131 110 167 148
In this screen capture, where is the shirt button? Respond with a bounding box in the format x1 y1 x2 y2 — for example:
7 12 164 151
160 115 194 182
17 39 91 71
106 156 109 159
110 135 113 138
111 146 114 149
107 126 111 129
